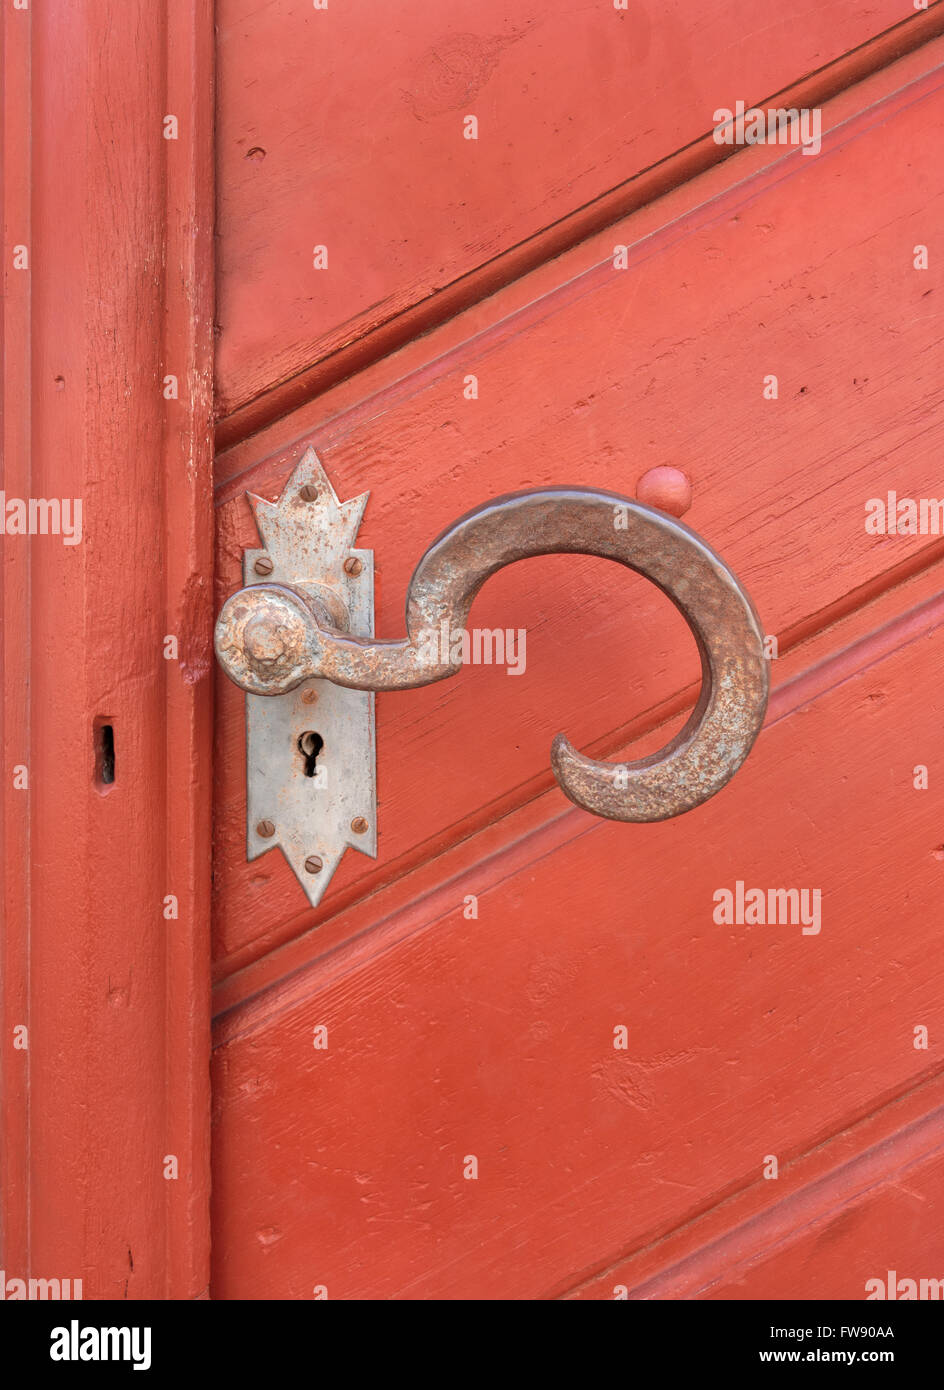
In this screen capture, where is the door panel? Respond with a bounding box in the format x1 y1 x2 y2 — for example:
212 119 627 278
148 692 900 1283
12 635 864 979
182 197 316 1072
211 12 944 1299
212 615 944 1298
215 0 936 422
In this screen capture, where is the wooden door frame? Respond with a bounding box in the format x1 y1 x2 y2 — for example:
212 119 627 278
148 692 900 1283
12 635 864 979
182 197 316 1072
1 1 214 1299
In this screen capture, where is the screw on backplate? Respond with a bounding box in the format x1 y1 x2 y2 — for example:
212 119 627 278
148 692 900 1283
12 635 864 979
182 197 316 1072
304 855 324 874
253 556 274 576
343 556 363 576
299 484 319 502
350 817 369 835
256 819 276 838
301 687 319 706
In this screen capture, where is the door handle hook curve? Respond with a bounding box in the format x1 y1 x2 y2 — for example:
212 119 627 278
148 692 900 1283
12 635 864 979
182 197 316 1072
216 485 769 823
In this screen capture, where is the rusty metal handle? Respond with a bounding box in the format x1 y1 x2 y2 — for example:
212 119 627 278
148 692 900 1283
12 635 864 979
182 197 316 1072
215 487 769 821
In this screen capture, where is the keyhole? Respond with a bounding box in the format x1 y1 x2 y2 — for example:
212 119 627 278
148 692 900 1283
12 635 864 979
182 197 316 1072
298 730 324 778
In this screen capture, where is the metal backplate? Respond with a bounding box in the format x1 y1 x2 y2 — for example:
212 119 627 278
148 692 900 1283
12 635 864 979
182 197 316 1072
244 448 376 908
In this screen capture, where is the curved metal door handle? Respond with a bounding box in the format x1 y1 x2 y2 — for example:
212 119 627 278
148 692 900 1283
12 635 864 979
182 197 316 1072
217 470 769 826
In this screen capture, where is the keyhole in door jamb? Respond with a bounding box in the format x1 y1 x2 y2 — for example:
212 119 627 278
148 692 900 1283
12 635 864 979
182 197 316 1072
298 730 324 778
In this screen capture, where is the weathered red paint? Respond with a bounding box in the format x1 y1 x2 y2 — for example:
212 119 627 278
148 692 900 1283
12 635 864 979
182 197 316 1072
211 23 944 1299
1 1 214 1299
5 0 943 1304
214 0 944 442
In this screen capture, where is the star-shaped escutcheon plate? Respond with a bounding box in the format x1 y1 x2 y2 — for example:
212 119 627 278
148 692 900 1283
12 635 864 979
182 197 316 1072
240 447 377 908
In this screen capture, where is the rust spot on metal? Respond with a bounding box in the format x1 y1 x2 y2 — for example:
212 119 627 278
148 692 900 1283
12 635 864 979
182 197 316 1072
243 612 291 664
215 585 319 694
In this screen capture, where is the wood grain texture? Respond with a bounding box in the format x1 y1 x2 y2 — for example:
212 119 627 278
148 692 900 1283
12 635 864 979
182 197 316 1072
0 1 215 1299
211 607 944 1299
214 0 934 422
213 54 944 975
698 1148 944 1301
566 1073 944 1298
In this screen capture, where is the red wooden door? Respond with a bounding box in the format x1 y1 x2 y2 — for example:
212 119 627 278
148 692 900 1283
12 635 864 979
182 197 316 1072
209 0 944 1301
4 1 944 1306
